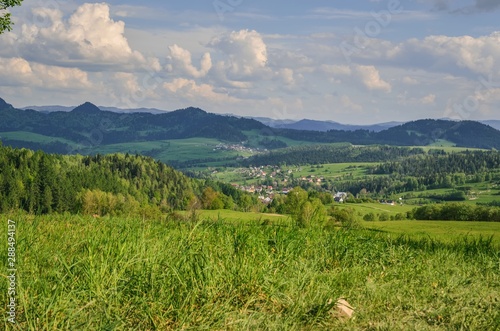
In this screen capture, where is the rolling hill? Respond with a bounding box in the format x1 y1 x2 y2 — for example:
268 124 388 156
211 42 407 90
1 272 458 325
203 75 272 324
1 97 500 169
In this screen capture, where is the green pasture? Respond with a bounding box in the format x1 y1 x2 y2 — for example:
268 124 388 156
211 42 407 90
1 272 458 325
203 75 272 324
89 138 255 165
0 131 76 145
335 202 414 216
1 213 498 330
364 220 500 246
292 162 379 179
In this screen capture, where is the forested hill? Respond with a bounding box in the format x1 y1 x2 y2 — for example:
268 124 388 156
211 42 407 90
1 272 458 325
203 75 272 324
241 144 428 167
275 119 500 149
376 120 500 148
2 97 500 153
0 144 255 216
0 99 266 145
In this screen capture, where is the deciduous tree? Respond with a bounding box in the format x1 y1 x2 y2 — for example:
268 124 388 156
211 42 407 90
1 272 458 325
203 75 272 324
0 0 23 34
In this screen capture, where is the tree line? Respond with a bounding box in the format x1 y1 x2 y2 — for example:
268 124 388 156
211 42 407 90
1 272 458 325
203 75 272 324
242 144 426 167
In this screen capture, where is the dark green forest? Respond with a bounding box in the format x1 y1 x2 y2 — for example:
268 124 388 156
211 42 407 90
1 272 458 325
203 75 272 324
358 150 500 194
0 144 256 216
242 144 427 167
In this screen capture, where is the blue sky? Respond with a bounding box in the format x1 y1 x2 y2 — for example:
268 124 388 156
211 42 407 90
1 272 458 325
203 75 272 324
1 0 499 124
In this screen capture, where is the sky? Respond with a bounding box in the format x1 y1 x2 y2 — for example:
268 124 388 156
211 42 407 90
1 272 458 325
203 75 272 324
0 0 499 124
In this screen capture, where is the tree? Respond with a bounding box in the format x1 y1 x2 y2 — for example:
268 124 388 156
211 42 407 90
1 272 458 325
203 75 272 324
285 187 308 220
1 1 23 34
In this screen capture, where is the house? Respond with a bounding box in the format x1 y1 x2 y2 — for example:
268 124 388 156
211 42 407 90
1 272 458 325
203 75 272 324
334 192 348 203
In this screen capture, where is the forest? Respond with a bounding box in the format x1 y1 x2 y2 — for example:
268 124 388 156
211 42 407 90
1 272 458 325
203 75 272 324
241 144 427 167
0 144 257 216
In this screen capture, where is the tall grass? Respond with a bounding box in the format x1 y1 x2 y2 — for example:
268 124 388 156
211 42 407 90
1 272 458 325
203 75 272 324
1 214 499 330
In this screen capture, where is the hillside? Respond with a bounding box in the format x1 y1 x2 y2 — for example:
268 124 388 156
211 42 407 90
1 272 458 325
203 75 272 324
2 97 500 169
273 119 401 132
377 119 500 149
0 98 266 147
0 144 254 215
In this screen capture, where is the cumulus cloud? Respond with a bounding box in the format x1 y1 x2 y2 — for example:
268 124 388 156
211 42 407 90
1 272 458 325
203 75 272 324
0 57 90 88
167 44 212 78
208 29 269 80
353 65 392 93
278 68 295 85
402 76 419 85
421 93 437 104
398 91 438 106
1 3 159 71
394 32 500 76
340 95 363 111
163 78 236 104
347 32 500 78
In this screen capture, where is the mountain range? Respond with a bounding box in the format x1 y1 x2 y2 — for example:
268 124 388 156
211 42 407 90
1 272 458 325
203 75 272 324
1 97 500 159
22 102 500 132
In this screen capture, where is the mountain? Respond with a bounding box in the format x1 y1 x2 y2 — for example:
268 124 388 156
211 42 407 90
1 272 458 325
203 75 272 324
247 117 297 127
23 104 168 114
273 119 402 132
21 101 500 133
481 120 500 131
0 100 266 146
0 97 14 110
2 97 500 162
72 102 102 114
377 119 500 149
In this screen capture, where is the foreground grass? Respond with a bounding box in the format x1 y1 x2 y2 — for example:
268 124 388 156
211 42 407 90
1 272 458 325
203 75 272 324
1 214 499 330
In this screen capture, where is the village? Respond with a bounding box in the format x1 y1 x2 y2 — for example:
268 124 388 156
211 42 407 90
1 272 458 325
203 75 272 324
222 165 341 204
216 165 400 206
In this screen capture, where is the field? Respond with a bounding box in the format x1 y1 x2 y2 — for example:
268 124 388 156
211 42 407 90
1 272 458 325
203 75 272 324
89 138 256 166
363 220 500 245
2 213 499 330
0 131 76 146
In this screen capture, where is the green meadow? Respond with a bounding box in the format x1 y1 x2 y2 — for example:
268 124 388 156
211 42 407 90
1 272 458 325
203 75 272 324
363 220 500 245
0 131 77 146
2 213 498 330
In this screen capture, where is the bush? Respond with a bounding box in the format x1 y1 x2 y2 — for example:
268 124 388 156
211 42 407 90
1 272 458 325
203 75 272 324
363 212 376 222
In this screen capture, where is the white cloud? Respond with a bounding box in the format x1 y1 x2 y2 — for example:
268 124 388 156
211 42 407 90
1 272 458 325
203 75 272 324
0 57 90 89
321 64 352 76
1 3 159 72
402 76 419 85
163 78 237 104
421 93 436 105
278 68 295 85
400 33 500 75
353 65 392 93
340 95 363 111
168 44 212 78
208 29 269 80
397 91 438 107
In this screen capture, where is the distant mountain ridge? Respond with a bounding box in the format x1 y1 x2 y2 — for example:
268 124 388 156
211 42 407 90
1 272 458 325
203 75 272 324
2 97 500 155
22 102 500 132
23 104 168 114
271 119 403 132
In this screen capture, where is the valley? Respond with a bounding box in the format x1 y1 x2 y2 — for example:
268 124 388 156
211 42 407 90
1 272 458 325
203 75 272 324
1 97 500 330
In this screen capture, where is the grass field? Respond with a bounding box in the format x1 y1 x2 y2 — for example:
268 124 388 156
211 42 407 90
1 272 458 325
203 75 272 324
2 213 499 330
0 131 76 146
89 138 256 166
335 202 415 215
363 220 500 245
